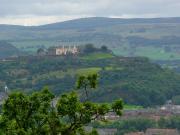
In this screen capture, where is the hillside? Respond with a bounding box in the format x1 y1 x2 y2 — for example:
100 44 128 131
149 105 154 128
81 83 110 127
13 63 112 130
0 52 180 107
0 41 20 58
36 17 180 30
1 17 180 61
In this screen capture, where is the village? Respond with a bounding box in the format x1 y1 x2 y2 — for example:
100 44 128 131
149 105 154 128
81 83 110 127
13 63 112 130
89 102 180 135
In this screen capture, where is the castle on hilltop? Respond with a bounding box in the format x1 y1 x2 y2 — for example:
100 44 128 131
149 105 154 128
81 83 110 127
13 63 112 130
47 45 79 56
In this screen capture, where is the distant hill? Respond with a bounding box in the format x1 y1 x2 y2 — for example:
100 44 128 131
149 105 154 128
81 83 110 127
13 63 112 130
0 52 180 107
0 41 20 58
1 17 180 61
38 17 180 30
2 17 180 30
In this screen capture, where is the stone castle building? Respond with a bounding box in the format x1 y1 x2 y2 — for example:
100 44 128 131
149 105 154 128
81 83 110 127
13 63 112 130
48 46 79 56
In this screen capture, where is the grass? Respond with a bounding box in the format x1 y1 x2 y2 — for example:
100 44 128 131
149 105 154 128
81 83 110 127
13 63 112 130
105 66 123 71
135 46 180 60
32 65 125 83
33 65 125 83
112 46 180 60
124 104 143 110
32 67 102 83
81 53 114 60
112 46 130 56
76 67 102 75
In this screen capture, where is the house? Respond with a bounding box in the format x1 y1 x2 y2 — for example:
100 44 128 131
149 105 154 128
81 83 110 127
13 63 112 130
125 132 145 135
160 104 180 114
85 127 117 135
145 128 179 135
126 129 179 135
97 128 117 135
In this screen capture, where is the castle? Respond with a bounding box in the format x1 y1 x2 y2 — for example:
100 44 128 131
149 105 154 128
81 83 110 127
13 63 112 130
48 46 79 56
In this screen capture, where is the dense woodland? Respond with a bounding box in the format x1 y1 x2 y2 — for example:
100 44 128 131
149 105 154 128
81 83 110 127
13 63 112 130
0 45 180 107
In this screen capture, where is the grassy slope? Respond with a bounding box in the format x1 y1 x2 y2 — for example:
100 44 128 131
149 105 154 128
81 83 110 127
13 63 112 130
81 53 114 60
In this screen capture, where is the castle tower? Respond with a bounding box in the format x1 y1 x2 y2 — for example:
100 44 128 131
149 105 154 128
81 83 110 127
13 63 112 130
72 45 78 54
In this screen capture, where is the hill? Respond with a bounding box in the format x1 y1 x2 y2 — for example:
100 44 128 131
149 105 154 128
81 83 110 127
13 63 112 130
0 41 20 58
0 52 180 107
1 17 180 61
38 17 180 29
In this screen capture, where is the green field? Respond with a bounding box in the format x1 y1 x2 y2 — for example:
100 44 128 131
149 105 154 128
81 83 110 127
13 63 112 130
113 46 180 60
81 52 114 60
124 104 143 110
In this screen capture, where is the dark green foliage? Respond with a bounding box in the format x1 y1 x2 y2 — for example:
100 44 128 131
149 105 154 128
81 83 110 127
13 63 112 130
89 58 180 106
76 74 98 100
158 116 180 130
0 87 123 134
88 129 98 135
112 100 124 116
83 44 97 54
100 45 108 52
0 55 180 107
1 88 55 134
115 118 156 135
56 92 122 135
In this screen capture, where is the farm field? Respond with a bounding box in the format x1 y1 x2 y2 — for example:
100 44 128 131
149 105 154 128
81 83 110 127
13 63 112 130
113 46 180 60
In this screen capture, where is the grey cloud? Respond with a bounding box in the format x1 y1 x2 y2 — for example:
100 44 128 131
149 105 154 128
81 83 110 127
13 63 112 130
0 0 180 25
0 0 179 16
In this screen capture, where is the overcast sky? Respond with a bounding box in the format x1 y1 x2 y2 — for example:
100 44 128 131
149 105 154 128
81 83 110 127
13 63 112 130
0 0 180 26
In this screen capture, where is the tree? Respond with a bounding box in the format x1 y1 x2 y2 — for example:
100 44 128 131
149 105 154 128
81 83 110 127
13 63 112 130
37 48 45 56
100 45 108 52
0 90 123 135
0 87 55 135
0 75 123 135
158 116 180 130
76 74 98 101
57 92 105 135
83 44 96 53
